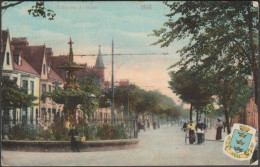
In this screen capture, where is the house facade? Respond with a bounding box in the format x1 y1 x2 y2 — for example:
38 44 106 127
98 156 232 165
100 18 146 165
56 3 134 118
1 30 40 131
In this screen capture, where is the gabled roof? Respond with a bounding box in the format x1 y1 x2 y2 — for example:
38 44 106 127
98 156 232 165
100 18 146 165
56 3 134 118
1 30 11 66
49 55 68 80
21 45 45 74
48 67 63 82
13 54 39 75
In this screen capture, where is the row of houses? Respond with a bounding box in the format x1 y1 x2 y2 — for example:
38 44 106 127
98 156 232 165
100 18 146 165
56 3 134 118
1 29 129 130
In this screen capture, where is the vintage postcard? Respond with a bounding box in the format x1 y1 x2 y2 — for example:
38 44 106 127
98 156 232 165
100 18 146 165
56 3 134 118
1 1 259 166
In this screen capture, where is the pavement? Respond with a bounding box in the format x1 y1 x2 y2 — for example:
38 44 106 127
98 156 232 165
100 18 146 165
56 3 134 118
1 125 251 166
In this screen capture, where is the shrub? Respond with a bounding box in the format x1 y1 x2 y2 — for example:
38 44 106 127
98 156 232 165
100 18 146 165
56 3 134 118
9 124 42 140
49 115 69 141
96 124 128 140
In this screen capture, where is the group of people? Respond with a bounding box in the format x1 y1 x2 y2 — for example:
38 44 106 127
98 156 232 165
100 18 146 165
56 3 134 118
182 118 225 145
182 119 207 144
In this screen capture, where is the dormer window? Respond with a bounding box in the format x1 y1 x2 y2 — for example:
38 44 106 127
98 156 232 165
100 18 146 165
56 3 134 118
14 54 22 65
18 55 21 65
47 64 51 73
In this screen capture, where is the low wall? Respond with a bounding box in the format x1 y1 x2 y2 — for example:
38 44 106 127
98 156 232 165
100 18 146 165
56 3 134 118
1 139 139 152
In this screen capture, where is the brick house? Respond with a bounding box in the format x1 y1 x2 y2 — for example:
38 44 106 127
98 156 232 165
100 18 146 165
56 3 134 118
230 97 258 131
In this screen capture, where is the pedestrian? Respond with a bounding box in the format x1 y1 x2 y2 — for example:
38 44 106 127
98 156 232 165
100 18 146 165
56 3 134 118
182 122 188 132
137 122 141 132
68 126 80 152
195 119 207 144
215 119 223 140
153 122 156 130
187 121 195 144
147 121 150 129
223 120 226 132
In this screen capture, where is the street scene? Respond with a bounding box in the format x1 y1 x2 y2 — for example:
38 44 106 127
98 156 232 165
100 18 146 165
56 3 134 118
1 1 259 166
1 125 250 166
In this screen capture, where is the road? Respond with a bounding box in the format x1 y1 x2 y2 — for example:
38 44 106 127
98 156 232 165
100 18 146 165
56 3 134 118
1 125 250 166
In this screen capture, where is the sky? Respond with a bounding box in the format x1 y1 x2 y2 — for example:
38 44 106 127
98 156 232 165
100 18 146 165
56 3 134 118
2 1 189 108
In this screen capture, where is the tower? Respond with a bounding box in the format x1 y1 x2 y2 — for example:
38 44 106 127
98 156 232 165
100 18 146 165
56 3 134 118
95 45 105 83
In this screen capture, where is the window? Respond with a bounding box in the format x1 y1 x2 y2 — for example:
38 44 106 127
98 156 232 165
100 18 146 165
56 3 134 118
6 52 10 65
13 109 16 124
3 76 10 80
42 84 46 93
52 109 56 120
58 109 61 117
49 85 52 92
3 109 9 124
13 77 17 84
30 107 34 124
47 65 51 73
41 108 46 123
18 55 21 65
22 80 28 94
21 107 27 124
100 112 103 123
43 64 46 75
30 81 34 95
36 109 38 125
104 113 107 123
48 108 51 121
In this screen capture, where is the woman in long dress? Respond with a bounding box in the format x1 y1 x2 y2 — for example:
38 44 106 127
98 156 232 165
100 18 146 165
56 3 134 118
215 119 223 140
187 121 195 144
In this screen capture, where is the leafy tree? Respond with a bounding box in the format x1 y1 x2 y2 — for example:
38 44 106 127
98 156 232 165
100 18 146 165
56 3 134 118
229 81 255 117
151 1 259 104
78 76 101 121
168 68 213 123
113 85 183 120
1 1 56 20
1 77 37 109
206 61 249 134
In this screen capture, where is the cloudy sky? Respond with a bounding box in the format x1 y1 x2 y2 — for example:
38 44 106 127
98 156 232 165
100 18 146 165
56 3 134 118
2 1 188 107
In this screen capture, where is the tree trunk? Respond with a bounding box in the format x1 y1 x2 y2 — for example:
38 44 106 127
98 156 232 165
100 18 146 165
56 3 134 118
189 104 193 122
224 107 231 134
247 5 258 105
258 5 260 111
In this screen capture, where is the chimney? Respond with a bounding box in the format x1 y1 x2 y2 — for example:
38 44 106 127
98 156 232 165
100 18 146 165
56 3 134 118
11 37 29 50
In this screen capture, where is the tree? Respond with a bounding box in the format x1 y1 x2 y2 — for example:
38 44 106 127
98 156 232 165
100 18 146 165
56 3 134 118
1 77 37 109
168 68 213 123
78 76 102 120
151 1 258 104
206 61 249 134
113 85 183 120
1 1 56 20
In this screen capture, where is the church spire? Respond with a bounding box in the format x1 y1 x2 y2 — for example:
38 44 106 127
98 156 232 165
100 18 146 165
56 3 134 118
95 45 105 69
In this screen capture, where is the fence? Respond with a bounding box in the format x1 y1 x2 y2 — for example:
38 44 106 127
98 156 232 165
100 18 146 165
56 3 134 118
79 116 138 139
2 115 138 140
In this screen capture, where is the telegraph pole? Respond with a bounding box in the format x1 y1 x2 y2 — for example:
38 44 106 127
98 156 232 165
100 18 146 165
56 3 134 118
111 39 115 124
